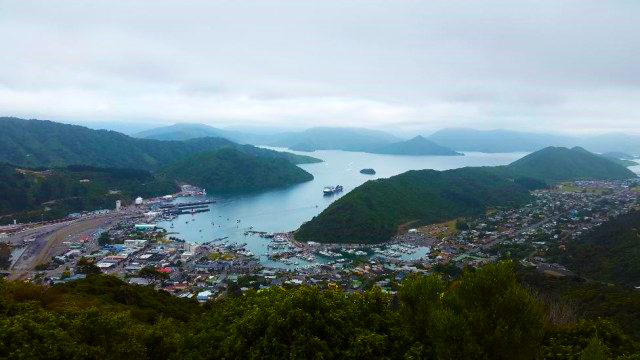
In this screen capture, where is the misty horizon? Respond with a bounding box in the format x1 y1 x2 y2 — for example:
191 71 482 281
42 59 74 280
15 118 640 140
2 0 639 136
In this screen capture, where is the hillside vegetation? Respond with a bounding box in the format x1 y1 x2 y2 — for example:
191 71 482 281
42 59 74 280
516 210 640 340
0 118 321 222
0 117 319 169
548 210 640 287
505 147 636 182
297 167 530 244
159 147 314 193
298 147 635 244
2 262 636 359
0 163 178 224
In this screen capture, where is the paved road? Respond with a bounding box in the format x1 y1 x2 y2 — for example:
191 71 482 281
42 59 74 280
7 212 131 280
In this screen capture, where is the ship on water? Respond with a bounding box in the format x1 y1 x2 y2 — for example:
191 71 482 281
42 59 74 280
323 185 344 195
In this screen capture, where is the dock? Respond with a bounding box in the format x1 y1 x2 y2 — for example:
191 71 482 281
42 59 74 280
159 200 215 209
160 200 215 215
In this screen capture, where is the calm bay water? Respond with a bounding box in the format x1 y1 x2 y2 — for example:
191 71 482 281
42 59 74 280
156 148 529 265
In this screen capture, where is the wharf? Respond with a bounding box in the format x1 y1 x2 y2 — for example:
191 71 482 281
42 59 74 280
166 208 211 215
159 200 216 209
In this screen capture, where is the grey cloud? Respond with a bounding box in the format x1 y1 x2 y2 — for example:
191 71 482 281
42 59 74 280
0 0 639 134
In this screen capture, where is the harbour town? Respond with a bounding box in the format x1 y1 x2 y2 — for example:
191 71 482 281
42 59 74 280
3 179 639 301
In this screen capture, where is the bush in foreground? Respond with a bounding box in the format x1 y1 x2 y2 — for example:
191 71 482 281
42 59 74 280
0 262 638 359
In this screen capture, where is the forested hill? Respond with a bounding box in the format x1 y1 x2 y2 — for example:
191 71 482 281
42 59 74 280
505 146 637 182
549 210 640 287
159 147 314 192
297 147 637 244
296 167 530 244
371 135 462 156
0 117 319 169
0 163 178 224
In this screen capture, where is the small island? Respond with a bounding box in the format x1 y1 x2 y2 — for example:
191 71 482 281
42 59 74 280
360 168 376 175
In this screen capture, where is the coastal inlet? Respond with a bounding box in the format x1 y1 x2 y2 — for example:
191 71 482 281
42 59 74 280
155 148 529 268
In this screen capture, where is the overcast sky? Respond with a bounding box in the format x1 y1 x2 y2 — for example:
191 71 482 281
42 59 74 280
1 0 639 135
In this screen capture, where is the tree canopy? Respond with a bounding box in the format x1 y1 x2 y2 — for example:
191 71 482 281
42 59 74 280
1 262 637 359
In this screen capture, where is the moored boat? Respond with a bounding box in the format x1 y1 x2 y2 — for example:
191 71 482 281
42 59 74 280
323 185 344 195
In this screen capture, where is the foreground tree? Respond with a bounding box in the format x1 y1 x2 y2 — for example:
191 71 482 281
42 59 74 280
0 264 637 359
399 261 545 359
137 266 169 285
76 257 102 275
0 242 11 269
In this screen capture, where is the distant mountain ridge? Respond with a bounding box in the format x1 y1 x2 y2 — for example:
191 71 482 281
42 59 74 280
267 127 461 155
580 133 640 155
133 123 291 145
0 117 319 170
428 128 640 154
133 122 640 155
133 123 230 141
371 136 462 156
297 146 637 244
270 127 402 152
136 124 410 153
428 128 578 153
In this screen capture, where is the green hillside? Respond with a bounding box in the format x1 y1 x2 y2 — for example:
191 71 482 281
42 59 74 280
0 163 178 224
296 167 530 244
371 135 462 156
0 117 319 169
506 147 637 182
0 143 318 223
518 210 640 338
297 147 635 244
159 147 314 192
548 210 640 287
